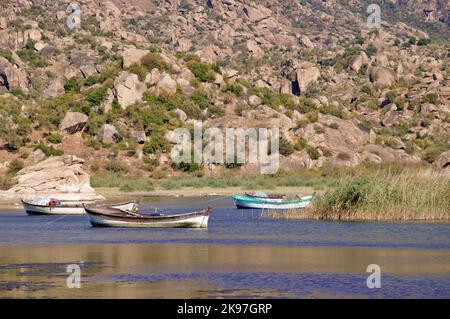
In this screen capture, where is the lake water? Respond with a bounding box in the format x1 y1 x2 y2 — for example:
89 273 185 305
0 197 449 298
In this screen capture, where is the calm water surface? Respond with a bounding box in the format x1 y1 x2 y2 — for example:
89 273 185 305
0 197 449 298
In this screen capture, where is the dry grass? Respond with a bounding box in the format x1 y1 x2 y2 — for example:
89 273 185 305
264 166 450 221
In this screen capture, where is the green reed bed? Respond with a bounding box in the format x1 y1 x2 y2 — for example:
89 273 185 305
275 166 450 221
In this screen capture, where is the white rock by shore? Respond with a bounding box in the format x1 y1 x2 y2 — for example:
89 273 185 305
0 155 104 202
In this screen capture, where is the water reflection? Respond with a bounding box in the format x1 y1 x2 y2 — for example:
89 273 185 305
0 244 449 298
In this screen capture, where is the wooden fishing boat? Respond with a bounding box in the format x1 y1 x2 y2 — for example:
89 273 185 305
21 198 136 216
84 204 212 228
244 191 284 202
232 194 314 210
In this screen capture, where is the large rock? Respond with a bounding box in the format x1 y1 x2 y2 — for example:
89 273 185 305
348 52 370 72
155 73 177 96
2 155 103 202
243 5 271 22
370 67 397 86
122 48 148 68
42 78 65 99
113 71 147 108
0 57 28 91
298 115 369 166
98 124 121 144
296 64 320 94
298 35 314 48
246 40 264 59
59 112 89 134
435 151 450 170
362 145 421 164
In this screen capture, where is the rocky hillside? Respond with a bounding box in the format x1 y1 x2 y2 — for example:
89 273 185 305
0 0 449 187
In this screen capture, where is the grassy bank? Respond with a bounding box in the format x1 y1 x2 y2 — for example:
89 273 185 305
264 166 450 221
91 167 340 193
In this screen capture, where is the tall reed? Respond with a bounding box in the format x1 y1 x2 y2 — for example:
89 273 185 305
292 166 450 221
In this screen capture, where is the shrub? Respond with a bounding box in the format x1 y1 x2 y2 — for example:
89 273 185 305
47 133 64 144
314 125 326 134
207 105 225 118
106 158 129 173
173 161 201 173
7 159 24 175
142 52 170 72
306 112 319 123
188 61 216 82
329 122 339 130
0 49 13 63
307 146 321 160
34 142 64 156
294 138 308 151
18 40 47 67
222 82 244 96
279 139 294 156
86 86 108 107
64 78 81 93
128 63 147 81
143 134 171 154
385 91 397 104
417 38 431 46
423 93 439 105
365 43 377 57
190 90 210 110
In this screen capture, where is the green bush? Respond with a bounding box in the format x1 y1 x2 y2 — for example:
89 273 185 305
64 78 81 93
143 134 170 154
105 158 129 173
86 86 108 107
128 63 147 81
207 105 225 118
294 138 308 151
34 142 64 156
279 139 294 156
423 93 439 105
307 146 321 160
47 133 64 144
188 61 216 82
0 49 13 63
142 52 170 72
18 40 47 68
190 90 210 110
7 159 24 175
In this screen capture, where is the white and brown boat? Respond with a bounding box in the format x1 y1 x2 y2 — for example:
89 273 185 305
84 204 212 228
21 198 136 216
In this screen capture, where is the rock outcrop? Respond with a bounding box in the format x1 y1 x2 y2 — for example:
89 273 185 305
2 155 103 202
59 112 89 134
98 124 121 144
113 71 147 108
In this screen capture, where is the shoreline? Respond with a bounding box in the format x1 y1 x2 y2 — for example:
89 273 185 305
0 186 316 209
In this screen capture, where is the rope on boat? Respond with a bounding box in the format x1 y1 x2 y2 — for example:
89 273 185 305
141 195 229 213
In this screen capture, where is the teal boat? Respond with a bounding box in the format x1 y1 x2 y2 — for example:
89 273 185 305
232 194 314 210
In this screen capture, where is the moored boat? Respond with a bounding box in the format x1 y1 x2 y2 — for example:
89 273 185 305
232 194 314 210
244 191 284 202
84 204 212 228
21 198 136 216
